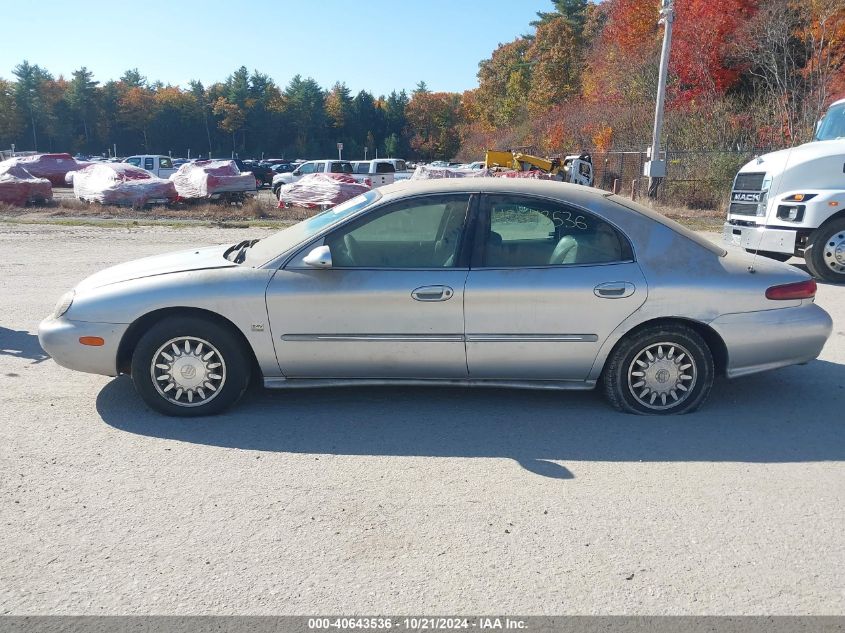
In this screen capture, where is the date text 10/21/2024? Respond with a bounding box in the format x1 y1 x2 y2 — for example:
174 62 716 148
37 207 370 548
307 618 528 630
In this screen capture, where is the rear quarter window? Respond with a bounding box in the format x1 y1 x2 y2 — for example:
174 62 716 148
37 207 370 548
608 195 727 257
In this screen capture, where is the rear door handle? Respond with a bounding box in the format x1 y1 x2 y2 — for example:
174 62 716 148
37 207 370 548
594 282 635 299
411 285 454 301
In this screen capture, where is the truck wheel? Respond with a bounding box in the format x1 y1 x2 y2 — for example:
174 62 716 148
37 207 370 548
745 249 791 263
804 218 845 283
602 324 714 415
130 316 251 417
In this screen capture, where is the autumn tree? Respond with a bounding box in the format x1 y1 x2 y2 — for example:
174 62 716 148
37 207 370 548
671 0 758 101
527 16 583 114
475 38 533 127
212 97 245 154
325 82 353 136
119 86 157 151
406 91 463 159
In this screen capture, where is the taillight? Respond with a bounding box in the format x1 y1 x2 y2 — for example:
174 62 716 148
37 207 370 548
364 178 372 187
765 279 817 300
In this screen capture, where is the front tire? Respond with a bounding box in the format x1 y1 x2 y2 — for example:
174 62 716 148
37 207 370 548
602 324 714 415
804 218 845 283
130 316 251 416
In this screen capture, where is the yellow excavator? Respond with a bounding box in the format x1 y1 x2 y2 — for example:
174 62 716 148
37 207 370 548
485 149 594 186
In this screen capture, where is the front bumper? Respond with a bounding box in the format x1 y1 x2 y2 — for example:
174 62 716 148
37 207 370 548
710 303 833 379
723 222 797 255
38 316 129 377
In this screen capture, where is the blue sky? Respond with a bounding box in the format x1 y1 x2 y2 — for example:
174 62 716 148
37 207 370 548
2 0 554 95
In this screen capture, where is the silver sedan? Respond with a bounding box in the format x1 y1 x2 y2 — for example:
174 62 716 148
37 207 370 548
39 179 832 416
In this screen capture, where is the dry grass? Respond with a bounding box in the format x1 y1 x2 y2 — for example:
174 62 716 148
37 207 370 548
645 201 724 231
0 194 318 225
1 192 725 232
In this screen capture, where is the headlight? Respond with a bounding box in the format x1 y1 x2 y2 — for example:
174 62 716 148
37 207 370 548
757 174 773 217
53 290 75 318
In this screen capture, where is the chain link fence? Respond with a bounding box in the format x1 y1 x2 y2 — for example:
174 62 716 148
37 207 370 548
590 148 774 210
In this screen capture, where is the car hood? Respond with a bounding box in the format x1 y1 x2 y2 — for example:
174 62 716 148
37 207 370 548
75 244 236 291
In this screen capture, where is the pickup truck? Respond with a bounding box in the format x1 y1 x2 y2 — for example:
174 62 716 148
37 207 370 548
350 159 397 187
272 159 356 196
124 155 176 179
237 159 274 188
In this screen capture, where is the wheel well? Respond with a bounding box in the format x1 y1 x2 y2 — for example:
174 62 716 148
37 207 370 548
604 317 729 378
817 209 845 230
116 307 261 379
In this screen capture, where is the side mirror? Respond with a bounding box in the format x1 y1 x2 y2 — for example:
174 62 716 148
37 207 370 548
293 169 301 176
303 245 332 268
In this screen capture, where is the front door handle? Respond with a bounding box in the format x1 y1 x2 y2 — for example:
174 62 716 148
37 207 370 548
594 282 636 299
411 285 454 302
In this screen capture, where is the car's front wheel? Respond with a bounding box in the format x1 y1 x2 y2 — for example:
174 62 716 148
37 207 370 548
602 324 714 415
130 316 251 416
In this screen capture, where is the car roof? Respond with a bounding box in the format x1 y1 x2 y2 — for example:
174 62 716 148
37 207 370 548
377 176 602 205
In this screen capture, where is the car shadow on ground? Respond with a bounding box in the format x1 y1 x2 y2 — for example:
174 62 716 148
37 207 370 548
96 359 845 479
0 326 49 364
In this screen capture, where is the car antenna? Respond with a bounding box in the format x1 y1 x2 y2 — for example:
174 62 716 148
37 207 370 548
748 235 761 274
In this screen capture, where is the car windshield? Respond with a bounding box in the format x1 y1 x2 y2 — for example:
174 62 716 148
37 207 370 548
814 103 845 141
242 189 382 266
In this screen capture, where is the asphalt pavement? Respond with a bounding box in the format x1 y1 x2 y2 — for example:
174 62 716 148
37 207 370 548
0 223 843 614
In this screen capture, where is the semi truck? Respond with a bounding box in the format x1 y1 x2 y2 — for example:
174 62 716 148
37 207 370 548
724 98 845 282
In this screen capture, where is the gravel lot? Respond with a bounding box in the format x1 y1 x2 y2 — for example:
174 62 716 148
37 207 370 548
1 223 843 615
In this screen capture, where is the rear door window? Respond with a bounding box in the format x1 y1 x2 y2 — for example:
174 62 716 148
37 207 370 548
479 195 632 267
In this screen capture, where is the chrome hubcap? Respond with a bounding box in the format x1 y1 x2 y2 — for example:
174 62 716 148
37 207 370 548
150 337 226 407
823 231 845 273
627 342 697 411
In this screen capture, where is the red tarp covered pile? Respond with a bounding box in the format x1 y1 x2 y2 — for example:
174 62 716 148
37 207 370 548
73 163 177 206
8 153 88 186
410 165 494 180
169 160 257 199
277 173 370 208
495 169 555 180
0 161 53 206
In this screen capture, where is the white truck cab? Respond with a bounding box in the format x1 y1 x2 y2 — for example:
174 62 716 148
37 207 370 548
271 159 354 195
724 99 845 281
124 155 177 179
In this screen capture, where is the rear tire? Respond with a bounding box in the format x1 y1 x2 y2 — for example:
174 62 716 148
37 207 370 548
130 316 251 417
602 324 714 415
804 218 845 283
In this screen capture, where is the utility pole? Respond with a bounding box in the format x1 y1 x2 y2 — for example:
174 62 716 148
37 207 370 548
644 0 674 198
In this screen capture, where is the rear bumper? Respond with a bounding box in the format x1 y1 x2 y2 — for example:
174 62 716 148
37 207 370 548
722 222 797 255
710 303 833 378
38 316 128 377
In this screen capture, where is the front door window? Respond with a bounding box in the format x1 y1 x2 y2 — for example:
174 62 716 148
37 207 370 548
325 195 471 268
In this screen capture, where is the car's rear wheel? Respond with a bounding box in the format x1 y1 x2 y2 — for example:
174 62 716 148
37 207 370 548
804 218 845 283
130 316 250 416
602 324 714 415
